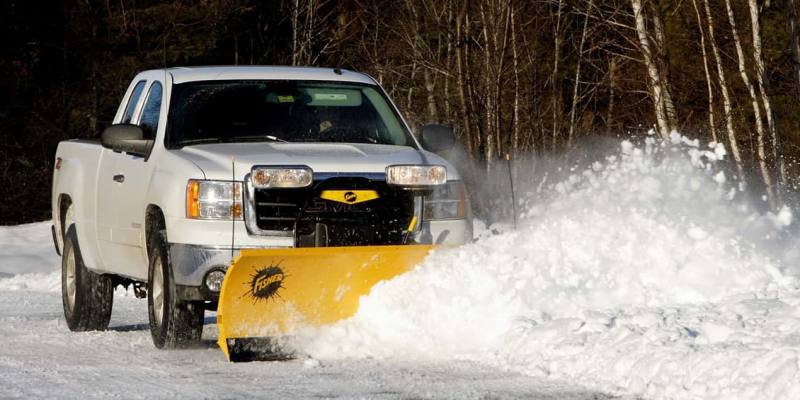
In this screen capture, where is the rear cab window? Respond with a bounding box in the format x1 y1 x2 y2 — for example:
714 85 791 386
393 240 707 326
122 80 147 124
139 82 163 140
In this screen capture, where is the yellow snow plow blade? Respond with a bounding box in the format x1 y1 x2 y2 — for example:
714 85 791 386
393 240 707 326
216 245 435 361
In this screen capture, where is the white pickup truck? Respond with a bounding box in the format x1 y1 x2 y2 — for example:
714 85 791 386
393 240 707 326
51 66 472 349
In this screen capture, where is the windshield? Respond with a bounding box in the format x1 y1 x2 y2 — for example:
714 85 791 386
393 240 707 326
166 80 414 148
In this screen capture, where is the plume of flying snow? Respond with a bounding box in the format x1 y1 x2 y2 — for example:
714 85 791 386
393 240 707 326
294 135 800 400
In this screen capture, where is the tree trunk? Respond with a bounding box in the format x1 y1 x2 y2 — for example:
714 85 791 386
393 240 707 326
455 1 474 155
691 0 717 142
649 3 678 130
748 0 781 202
303 0 316 65
480 3 494 170
787 0 800 102
424 69 439 122
551 0 564 151
465 10 482 155
568 0 593 148
444 3 454 121
511 1 521 155
608 56 617 131
702 0 746 181
493 1 510 159
291 0 300 65
407 62 417 113
725 0 774 205
630 0 671 139
234 35 239 65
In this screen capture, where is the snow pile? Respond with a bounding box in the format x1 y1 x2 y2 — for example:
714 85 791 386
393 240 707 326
0 222 60 276
296 137 800 399
0 223 139 296
0 271 60 292
0 222 61 291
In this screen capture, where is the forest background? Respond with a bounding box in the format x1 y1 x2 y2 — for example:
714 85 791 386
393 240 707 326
2 0 799 223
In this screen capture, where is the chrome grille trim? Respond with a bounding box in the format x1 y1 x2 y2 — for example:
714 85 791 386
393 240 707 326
243 173 294 237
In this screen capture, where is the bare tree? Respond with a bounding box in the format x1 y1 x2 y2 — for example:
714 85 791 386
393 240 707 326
510 0 521 155
289 0 341 66
725 0 774 204
551 0 564 150
454 0 475 154
702 0 746 181
649 2 678 129
568 0 594 147
630 0 674 139
747 0 782 198
398 0 440 122
788 0 800 102
691 0 717 143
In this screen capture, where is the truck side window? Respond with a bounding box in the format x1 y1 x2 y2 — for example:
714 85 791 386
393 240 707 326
139 82 163 140
122 80 146 124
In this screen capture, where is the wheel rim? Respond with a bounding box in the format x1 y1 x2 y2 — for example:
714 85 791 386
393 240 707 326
65 244 76 312
152 256 165 327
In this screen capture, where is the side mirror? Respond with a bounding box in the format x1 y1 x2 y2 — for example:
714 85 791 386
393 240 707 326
101 124 152 157
418 124 456 153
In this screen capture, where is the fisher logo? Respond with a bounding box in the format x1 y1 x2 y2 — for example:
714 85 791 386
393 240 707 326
246 264 285 303
319 190 379 206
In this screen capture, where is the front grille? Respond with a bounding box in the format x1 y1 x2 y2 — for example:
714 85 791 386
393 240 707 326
252 177 415 246
253 188 310 232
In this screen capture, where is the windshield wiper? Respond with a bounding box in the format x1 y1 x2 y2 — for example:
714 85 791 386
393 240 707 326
176 137 224 146
264 135 288 143
178 135 289 146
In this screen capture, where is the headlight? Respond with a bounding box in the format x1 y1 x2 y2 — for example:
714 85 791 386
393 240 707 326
386 165 447 186
424 181 467 220
251 167 313 188
186 180 242 220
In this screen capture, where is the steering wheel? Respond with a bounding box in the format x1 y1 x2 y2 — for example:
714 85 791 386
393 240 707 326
319 126 378 144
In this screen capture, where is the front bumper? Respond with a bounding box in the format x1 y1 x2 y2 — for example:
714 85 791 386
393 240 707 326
170 244 244 289
169 217 471 300
172 243 259 302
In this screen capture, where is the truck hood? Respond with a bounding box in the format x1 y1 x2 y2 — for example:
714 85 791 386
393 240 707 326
171 142 461 181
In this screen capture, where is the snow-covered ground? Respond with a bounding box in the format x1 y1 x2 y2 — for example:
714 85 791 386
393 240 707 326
0 228 615 399
2 135 799 399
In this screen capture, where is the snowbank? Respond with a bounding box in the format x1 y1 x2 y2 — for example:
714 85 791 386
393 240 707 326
0 224 139 296
0 222 60 276
0 222 61 291
295 137 800 400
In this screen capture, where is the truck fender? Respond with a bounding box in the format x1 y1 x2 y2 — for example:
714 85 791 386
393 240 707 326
52 151 103 272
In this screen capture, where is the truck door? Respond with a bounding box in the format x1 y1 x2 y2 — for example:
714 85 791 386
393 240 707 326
96 80 147 274
95 148 120 271
109 81 162 279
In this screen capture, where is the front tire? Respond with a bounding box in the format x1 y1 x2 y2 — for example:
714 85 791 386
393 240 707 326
147 230 204 348
61 225 114 331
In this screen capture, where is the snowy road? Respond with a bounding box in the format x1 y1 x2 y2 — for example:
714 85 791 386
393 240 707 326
0 283 613 399
3 136 800 399
0 226 616 399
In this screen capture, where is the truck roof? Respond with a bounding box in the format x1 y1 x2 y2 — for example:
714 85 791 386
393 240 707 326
149 66 376 85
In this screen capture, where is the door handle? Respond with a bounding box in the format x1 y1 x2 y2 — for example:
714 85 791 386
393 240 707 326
113 174 125 183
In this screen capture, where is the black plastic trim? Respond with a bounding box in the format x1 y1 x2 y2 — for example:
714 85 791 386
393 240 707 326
51 224 61 256
176 284 219 302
